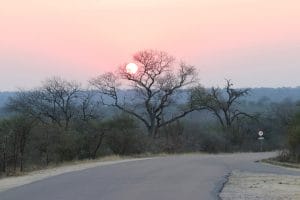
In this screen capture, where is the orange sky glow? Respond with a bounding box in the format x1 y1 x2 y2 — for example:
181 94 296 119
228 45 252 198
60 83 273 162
0 0 300 90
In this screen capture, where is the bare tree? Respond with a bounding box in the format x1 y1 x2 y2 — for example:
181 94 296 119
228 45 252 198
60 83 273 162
90 50 202 137
7 77 81 130
40 77 81 129
193 79 254 130
76 90 101 122
6 78 105 163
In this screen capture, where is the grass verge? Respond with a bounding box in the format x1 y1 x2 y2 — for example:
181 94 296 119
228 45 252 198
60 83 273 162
261 158 300 169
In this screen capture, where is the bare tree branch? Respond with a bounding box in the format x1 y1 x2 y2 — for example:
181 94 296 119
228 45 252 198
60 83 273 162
90 50 200 137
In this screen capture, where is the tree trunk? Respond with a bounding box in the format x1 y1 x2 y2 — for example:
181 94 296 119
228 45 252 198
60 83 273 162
13 135 18 173
2 136 8 173
20 153 24 172
91 132 105 159
45 130 50 166
148 125 159 138
2 151 6 173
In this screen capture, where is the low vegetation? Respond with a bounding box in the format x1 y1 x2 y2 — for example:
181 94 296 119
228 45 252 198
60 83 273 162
0 50 299 176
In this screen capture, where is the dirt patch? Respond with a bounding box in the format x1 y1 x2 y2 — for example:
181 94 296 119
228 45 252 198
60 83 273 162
220 171 300 200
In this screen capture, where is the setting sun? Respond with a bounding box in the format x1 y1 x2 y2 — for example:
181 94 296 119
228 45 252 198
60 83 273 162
126 63 138 74
1 1 300 199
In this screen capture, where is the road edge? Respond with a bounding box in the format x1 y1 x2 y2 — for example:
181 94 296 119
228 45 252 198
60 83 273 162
214 171 231 200
0 157 155 192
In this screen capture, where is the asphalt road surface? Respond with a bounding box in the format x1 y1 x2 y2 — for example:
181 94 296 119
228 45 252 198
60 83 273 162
1 152 300 200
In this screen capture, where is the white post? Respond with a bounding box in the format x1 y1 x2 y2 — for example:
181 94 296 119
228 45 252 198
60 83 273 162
258 131 264 152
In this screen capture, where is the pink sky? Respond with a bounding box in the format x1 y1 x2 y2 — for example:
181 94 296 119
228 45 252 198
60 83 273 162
1 0 300 90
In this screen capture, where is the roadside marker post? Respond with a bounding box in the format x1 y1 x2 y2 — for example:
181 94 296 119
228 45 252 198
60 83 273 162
258 131 264 151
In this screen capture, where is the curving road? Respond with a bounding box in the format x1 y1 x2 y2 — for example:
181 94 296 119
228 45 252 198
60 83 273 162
1 152 300 200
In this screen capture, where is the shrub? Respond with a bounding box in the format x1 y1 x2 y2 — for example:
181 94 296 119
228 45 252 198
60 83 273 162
106 116 147 155
287 111 300 162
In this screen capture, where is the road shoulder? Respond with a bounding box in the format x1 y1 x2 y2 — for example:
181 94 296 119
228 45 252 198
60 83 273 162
220 170 300 200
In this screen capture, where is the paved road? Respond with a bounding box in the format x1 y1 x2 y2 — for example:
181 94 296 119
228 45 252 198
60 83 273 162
1 152 300 200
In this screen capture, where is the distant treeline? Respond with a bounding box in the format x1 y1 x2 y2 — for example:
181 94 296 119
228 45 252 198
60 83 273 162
1 87 300 112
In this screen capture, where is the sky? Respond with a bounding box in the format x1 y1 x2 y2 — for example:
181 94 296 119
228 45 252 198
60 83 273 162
0 0 300 90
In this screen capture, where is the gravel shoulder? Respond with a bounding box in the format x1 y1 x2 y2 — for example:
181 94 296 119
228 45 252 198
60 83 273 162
220 170 300 200
0 157 153 192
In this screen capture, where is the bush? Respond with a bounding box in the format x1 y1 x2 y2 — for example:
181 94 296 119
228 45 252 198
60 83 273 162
182 121 230 153
106 115 148 155
286 111 300 162
288 124 300 161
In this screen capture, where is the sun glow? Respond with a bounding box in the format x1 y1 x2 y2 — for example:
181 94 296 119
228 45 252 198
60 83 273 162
126 63 138 74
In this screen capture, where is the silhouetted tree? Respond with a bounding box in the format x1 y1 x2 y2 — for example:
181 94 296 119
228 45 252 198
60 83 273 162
90 50 204 137
7 77 81 129
192 80 255 130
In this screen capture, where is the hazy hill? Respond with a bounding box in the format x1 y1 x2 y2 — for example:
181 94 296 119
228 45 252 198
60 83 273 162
244 87 300 103
0 87 299 116
0 92 14 117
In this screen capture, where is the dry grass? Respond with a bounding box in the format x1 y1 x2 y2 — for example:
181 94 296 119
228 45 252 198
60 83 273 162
261 158 300 169
22 151 207 172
